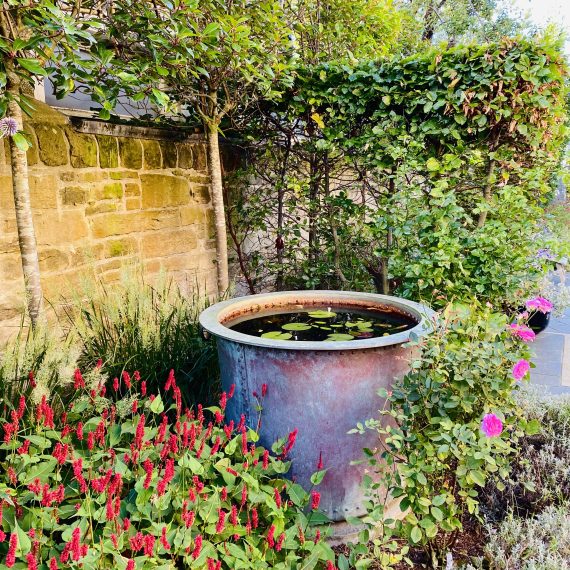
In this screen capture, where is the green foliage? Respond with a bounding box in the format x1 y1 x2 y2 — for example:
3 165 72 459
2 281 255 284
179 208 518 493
0 324 79 421
0 1 98 117
0 371 335 568
483 389 570 521
472 505 570 569
232 38 568 305
284 0 404 64
354 303 533 565
65 275 219 407
71 0 294 127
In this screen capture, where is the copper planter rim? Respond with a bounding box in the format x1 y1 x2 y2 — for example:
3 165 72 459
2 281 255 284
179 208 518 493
200 290 436 351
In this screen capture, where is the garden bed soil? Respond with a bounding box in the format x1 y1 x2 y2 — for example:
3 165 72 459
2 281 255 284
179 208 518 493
334 517 486 569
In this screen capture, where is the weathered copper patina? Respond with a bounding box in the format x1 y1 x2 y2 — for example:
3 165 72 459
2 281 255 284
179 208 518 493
200 291 434 522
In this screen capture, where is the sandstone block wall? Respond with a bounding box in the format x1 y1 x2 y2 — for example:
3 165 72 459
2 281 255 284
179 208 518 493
0 101 217 341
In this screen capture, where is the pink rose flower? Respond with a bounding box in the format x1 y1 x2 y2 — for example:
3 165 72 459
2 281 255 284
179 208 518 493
481 413 503 438
512 359 530 381
508 323 536 342
525 296 553 314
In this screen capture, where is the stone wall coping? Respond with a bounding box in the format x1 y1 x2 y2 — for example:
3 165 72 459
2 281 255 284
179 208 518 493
70 116 205 142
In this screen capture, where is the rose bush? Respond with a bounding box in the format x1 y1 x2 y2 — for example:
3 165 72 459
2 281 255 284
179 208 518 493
0 367 336 569
352 302 538 567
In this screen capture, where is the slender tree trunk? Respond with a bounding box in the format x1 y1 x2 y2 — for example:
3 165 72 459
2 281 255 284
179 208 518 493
6 68 43 326
275 133 291 292
477 158 496 228
205 119 229 295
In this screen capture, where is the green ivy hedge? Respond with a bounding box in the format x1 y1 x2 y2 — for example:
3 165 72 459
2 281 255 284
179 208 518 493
246 38 568 304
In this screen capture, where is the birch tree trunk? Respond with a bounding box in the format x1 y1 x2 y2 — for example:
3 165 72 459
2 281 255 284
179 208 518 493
6 68 44 326
205 119 229 295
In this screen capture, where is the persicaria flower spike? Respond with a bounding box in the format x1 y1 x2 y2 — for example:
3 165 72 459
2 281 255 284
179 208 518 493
311 491 321 510
512 359 530 381
481 413 503 438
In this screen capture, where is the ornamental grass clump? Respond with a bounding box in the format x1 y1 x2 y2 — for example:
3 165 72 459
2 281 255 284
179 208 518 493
66 274 219 407
354 302 537 567
0 367 336 569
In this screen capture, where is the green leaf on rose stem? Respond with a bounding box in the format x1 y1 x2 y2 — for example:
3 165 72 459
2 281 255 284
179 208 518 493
469 470 486 487
149 394 164 414
12 132 30 152
410 526 423 543
310 469 327 485
523 418 541 436
281 323 312 331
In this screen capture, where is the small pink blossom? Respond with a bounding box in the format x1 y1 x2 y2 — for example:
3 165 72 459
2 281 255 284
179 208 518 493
525 296 553 314
481 413 503 438
508 323 536 342
512 359 530 381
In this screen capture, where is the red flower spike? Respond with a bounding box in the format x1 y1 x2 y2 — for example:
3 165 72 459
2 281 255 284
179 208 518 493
262 449 269 469
228 384 235 398
275 533 285 552
325 562 337 570
240 485 247 507
274 487 282 508
282 428 298 457
267 525 276 548
143 534 155 557
191 535 202 559
73 369 85 390
251 507 259 529
126 560 135 570
122 371 132 390
230 504 238 526
215 509 226 533
112 377 119 392
5 533 17 567
311 491 321 510
261 383 268 397
26 552 38 570
165 369 176 391
17 439 30 455
49 557 58 570
141 381 147 396
160 527 171 551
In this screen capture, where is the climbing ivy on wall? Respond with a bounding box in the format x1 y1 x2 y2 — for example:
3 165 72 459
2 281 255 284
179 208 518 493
228 37 568 306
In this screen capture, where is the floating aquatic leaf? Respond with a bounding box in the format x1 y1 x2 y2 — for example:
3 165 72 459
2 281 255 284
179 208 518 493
282 323 312 331
307 310 336 319
345 322 357 328
261 331 293 340
356 321 373 329
326 333 355 341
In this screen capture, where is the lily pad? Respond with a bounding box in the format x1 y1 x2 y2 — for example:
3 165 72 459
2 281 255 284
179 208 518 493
356 321 373 329
261 331 293 340
307 310 337 319
282 323 312 331
326 333 355 342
